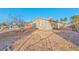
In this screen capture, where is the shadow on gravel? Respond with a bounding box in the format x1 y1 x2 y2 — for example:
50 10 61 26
55 31 79 46
0 28 36 51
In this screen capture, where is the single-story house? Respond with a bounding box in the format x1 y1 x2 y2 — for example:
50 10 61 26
47 17 64 30
33 17 63 30
0 24 9 33
33 17 52 30
24 23 33 29
8 22 20 31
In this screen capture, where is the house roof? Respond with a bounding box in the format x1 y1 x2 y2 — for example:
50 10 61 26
33 17 46 23
33 17 62 24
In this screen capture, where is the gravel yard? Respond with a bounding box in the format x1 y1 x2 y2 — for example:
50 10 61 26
12 30 78 51
56 30 79 46
0 29 79 51
0 29 35 51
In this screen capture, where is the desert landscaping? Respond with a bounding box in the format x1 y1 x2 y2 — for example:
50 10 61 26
0 16 79 51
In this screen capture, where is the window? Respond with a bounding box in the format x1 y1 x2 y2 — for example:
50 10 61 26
40 21 44 26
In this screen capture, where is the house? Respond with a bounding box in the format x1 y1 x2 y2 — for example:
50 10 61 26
33 17 52 30
24 23 33 29
0 24 9 33
33 17 64 30
49 20 59 30
47 17 63 30
8 22 20 31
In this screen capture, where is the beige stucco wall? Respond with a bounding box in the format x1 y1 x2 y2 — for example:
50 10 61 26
33 18 52 30
57 23 63 29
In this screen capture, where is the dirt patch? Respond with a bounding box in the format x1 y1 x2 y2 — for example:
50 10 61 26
12 30 78 51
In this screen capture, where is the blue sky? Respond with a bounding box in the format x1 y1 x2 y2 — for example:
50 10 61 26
0 8 79 23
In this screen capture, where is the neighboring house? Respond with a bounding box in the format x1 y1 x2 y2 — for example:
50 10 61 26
50 20 59 30
33 17 52 30
47 17 63 30
0 25 9 33
24 23 33 29
8 22 20 31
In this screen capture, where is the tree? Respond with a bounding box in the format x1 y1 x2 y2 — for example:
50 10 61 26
60 17 68 28
71 15 79 32
60 17 67 24
71 15 79 25
11 16 25 28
